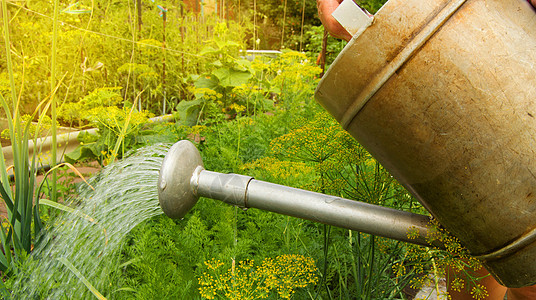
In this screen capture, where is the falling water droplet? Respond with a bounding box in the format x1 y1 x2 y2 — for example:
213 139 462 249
11 144 171 298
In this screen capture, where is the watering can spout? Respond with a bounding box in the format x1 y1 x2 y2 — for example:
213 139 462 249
158 140 204 219
158 140 434 247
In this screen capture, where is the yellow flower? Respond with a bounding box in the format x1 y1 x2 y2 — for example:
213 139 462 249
197 255 317 299
471 284 489 300
450 277 464 292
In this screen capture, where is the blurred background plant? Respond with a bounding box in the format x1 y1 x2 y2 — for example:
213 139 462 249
58 87 153 166
0 0 388 121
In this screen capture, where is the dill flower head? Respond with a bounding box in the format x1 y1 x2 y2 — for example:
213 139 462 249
198 254 318 299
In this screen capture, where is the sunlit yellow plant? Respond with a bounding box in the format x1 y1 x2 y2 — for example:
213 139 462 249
403 219 488 299
1 114 57 141
198 254 318 299
242 157 315 187
191 87 224 102
270 51 322 97
58 87 123 126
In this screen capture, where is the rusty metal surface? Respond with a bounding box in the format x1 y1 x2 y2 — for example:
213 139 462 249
316 0 536 288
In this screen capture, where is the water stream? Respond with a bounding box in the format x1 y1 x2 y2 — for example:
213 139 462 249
10 144 170 299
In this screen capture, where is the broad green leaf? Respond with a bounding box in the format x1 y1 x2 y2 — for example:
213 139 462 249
235 59 252 72
211 60 223 68
198 46 220 56
65 144 99 164
77 130 99 143
212 68 252 87
194 76 219 91
214 40 240 50
186 74 200 83
176 99 202 126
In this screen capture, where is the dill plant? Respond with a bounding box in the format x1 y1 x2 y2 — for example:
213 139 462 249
198 255 318 299
257 109 492 299
58 87 153 165
242 111 428 299
401 219 490 299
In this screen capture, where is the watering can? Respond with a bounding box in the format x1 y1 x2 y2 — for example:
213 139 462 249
159 0 536 288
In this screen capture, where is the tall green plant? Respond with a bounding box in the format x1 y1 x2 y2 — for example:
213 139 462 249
0 0 50 274
244 112 424 299
49 0 60 201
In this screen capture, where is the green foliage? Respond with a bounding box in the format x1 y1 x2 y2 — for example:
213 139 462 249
356 0 388 14
241 111 425 299
177 49 320 131
59 87 152 165
0 0 49 285
177 26 254 126
59 87 123 126
1 0 251 119
304 25 346 66
0 114 57 141
0 93 45 276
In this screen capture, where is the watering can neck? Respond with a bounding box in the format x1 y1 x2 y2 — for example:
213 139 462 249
158 140 434 248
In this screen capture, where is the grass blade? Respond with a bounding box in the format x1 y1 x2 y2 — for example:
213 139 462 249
40 163 95 192
0 221 11 271
0 183 17 221
0 94 13 197
57 257 107 300
39 199 108 248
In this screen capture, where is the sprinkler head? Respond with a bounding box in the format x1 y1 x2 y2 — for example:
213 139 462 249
158 140 204 219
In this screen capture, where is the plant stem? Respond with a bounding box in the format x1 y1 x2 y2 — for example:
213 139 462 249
50 0 60 201
320 28 328 77
349 230 361 297
236 118 241 166
280 0 287 49
364 235 375 300
320 224 333 300
2 0 16 111
431 254 441 298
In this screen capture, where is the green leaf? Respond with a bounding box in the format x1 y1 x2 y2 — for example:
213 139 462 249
33 203 43 245
77 130 99 143
65 144 99 164
212 68 252 87
0 180 16 220
0 269 11 299
198 46 220 56
214 40 240 50
176 99 203 126
194 76 219 91
0 223 11 272
211 60 223 68
235 59 252 72
57 257 107 300
186 74 200 83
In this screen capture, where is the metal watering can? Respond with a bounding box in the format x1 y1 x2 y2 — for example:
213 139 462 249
158 0 536 288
